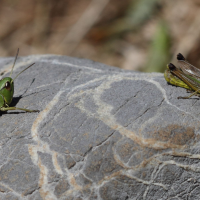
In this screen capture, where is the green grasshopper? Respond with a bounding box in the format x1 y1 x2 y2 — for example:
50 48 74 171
0 49 39 112
164 53 200 99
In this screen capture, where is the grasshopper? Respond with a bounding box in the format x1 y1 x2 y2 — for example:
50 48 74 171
164 53 200 99
0 49 39 112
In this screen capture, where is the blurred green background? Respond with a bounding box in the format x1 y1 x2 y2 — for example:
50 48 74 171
0 0 199 72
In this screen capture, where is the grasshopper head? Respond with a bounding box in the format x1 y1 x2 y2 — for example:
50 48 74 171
0 77 14 105
0 48 35 106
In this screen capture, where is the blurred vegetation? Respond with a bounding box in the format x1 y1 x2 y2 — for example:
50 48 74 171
0 0 199 72
145 22 170 72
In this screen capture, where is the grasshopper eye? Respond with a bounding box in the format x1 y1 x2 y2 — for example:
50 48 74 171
5 82 11 90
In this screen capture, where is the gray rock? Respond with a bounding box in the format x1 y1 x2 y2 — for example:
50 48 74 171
0 54 199 200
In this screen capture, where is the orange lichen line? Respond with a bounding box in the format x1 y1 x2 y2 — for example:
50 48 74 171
38 158 56 200
61 173 92 198
71 75 192 151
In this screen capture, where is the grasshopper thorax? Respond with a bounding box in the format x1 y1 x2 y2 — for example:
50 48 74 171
0 77 14 105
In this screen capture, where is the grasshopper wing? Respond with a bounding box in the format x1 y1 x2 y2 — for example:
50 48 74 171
169 62 200 91
177 53 200 79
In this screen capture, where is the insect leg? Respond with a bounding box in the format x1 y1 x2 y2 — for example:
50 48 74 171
178 89 200 99
0 107 39 112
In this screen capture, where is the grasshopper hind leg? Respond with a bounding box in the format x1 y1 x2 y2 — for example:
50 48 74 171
178 89 200 99
0 94 39 112
0 106 39 112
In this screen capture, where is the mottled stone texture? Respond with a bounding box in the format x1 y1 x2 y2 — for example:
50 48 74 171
0 55 199 200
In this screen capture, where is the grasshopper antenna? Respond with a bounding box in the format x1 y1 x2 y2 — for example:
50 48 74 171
10 48 19 77
12 63 35 82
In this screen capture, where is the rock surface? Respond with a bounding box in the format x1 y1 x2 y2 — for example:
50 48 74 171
0 54 199 200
